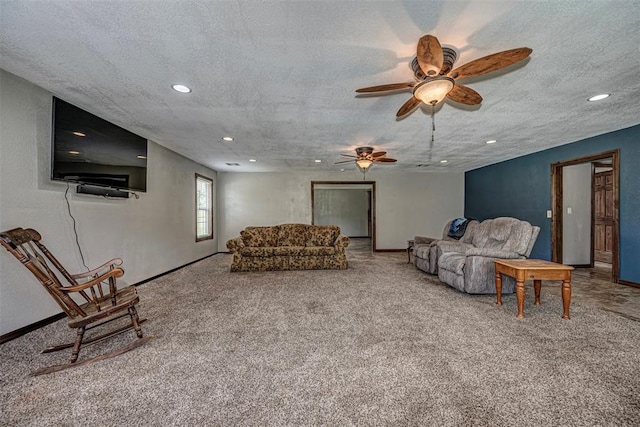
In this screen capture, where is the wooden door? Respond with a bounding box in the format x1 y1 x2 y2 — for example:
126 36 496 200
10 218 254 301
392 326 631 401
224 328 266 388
593 170 614 263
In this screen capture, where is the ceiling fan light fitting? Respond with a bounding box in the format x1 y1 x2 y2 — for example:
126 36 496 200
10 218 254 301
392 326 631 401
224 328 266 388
413 76 455 105
356 158 373 172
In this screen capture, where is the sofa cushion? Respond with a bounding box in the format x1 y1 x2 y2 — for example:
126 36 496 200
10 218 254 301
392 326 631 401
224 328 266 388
301 246 337 256
306 225 339 247
460 221 479 243
471 217 533 256
272 246 305 256
276 224 309 247
438 252 466 275
241 226 279 247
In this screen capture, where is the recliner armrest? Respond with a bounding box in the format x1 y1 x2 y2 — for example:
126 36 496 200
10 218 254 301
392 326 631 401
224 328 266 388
437 241 474 254
465 247 522 259
414 236 438 245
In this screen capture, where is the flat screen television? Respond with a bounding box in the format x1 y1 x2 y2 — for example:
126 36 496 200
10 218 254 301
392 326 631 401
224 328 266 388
51 97 147 193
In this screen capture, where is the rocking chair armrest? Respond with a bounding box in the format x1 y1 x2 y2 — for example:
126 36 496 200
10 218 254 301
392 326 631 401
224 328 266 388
71 258 124 279
61 268 125 293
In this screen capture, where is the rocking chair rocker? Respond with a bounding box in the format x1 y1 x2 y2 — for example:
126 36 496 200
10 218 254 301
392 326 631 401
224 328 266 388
1 227 149 376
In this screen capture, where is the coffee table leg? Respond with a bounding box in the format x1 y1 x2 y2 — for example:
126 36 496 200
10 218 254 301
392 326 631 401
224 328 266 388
516 280 525 318
562 279 571 320
534 280 541 306
495 271 503 305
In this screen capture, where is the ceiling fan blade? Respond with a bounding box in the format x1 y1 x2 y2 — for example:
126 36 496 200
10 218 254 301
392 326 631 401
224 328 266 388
446 84 483 105
449 47 532 80
416 34 444 77
334 160 355 164
356 82 417 93
371 151 387 158
373 157 397 163
396 96 422 117
340 154 358 158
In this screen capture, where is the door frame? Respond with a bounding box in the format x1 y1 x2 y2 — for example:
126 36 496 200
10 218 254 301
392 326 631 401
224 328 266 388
311 181 376 250
551 149 619 282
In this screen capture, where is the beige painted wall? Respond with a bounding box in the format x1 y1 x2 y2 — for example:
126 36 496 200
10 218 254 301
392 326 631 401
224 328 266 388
314 188 369 236
218 171 464 251
0 70 218 335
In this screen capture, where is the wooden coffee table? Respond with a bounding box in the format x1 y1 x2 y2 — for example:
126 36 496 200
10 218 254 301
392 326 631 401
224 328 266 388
494 259 574 319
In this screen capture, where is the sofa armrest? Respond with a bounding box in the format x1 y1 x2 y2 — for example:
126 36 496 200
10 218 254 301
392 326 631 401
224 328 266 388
465 247 522 259
437 241 475 254
414 236 438 245
226 237 245 252
334 234 350 249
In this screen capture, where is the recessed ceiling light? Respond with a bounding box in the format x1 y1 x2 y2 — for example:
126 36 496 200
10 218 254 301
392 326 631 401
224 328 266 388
171 84 192 93
72 131 86 137
314 159 322 163
249 159 257 162
69 150 80 155
486 140 497 144
340 168 345 172
440 160 448 163
137 155 147 159
588 93 610 102
222 136 234 142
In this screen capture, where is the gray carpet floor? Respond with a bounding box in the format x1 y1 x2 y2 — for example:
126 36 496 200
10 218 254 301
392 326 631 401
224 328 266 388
1 252 640 426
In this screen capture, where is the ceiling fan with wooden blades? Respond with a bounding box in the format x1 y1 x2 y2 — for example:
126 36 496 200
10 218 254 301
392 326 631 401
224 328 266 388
356 34 532 118
335 146 397 173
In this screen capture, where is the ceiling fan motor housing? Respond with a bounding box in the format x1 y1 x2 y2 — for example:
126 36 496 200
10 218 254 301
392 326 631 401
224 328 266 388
355 146 374 157
411 46 458 79
440 47 458 75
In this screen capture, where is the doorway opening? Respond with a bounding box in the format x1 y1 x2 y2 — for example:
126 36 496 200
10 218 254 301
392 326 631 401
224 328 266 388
311 181 375 253
551 149 619 282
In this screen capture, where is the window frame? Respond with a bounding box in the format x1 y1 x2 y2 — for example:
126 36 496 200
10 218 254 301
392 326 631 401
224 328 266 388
195 173 214 242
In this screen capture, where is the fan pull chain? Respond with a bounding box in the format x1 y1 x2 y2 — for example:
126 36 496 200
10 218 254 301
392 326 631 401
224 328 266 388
430 102 436 146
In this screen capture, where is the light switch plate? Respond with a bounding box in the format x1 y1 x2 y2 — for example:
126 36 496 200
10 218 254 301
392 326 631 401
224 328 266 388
546 210 552 218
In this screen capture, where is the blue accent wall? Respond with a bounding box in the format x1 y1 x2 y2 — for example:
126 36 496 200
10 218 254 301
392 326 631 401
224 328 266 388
465 125 640 284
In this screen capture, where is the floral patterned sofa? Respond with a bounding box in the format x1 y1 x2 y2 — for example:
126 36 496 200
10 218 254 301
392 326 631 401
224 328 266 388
226 224 350 272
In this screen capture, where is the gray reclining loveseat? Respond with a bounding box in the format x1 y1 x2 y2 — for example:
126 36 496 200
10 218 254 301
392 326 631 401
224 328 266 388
436 217 540 294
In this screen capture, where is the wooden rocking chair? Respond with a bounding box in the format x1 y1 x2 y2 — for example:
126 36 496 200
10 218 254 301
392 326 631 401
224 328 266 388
0 227 149 375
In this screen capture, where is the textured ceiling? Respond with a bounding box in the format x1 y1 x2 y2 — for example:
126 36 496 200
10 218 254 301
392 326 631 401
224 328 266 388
1 1 639 173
